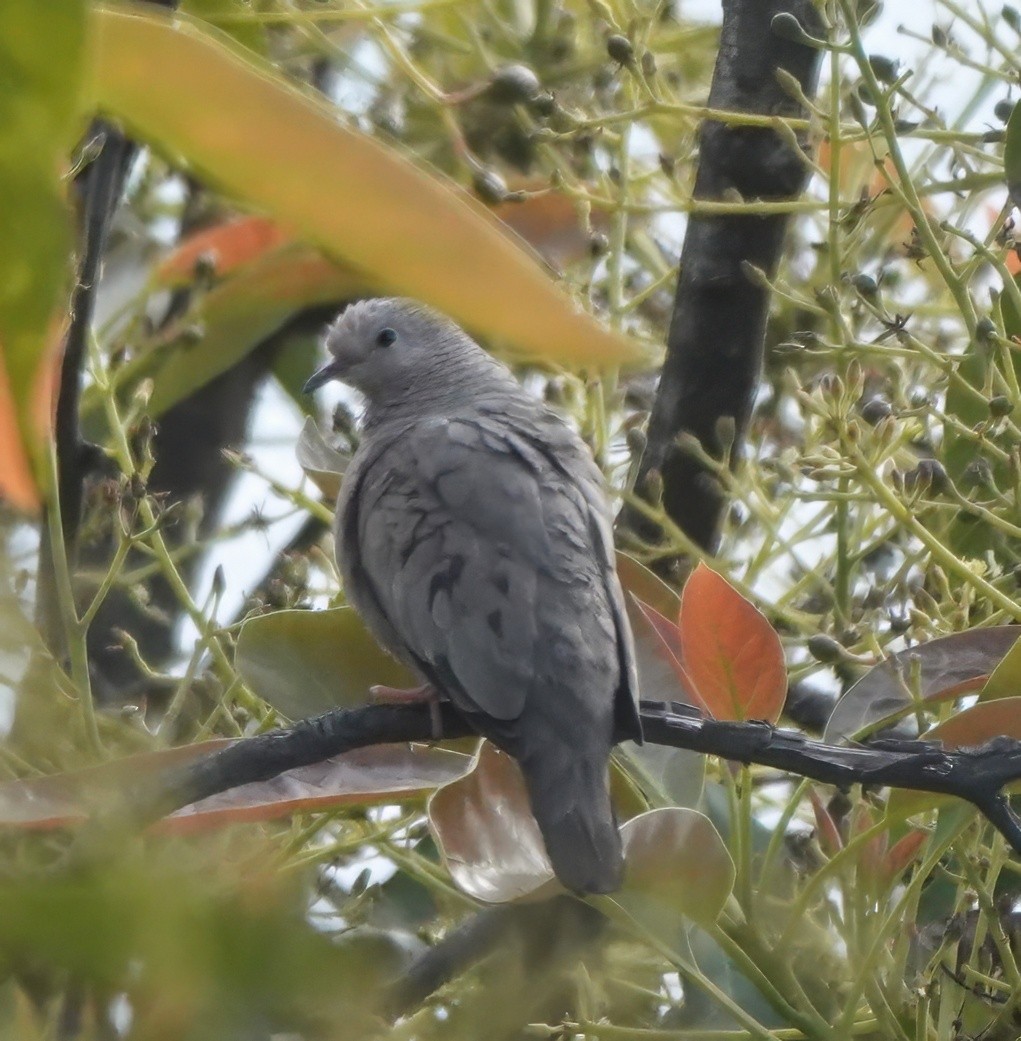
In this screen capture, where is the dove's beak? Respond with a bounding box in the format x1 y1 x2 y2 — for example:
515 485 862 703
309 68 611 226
302 360 342 394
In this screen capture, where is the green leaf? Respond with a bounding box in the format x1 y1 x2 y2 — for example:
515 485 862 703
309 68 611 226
89 5 646 371
0 856 388 1035
235 606 416 719
272 326 322 418
613 808 734 929
1004 101 1021 211
0 0 88 508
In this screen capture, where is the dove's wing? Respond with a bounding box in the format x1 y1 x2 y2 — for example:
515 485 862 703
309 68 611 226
338 414 620 726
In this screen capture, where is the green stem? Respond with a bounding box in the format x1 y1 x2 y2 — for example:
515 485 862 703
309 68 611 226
43 441 102 755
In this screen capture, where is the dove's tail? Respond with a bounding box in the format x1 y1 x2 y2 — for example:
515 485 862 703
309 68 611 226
518 745 624 895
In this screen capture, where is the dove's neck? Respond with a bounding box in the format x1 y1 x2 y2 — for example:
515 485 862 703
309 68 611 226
362 358 521 432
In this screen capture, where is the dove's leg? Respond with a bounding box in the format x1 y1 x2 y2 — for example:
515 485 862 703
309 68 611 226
369 683 443 738
369 682 434 703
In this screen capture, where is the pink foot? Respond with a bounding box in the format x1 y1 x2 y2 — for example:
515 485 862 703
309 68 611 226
370 683 443 738
369 682 435 705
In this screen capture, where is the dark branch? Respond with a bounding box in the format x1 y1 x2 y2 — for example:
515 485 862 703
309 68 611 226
108 699 1021 855
628 0 823 552
60 121 134 544
67 697 1021 1022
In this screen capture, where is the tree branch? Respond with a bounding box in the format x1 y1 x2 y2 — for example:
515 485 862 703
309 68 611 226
111 700 1021 854
628 0 823 552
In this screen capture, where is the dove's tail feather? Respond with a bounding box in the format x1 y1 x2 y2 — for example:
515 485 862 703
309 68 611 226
519 747 624 895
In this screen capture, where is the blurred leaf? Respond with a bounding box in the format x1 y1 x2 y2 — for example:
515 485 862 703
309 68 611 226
1004 101 1021 211
0 741 224 829
979 632 1021 701
429 741 561 903
943 275 1021 556
155 214 291 285
295 416 348 500
272 325 322 416
146 244 367 417
0 361 41 513
614 808 734 929
90 6 647 369
924 697 1021 747
0 1 87 509
167 744 472 833
495 190 606 270
850 804 885 886
678 563 787 722
180 0 268 54
824 627 1021 742
236 606 415 719
0 740 470 832
0 857 386 1037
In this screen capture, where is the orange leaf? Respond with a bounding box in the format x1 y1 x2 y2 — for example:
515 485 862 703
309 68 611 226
0 343 40 512
926 697 1021 748
156 215 292 284
678 563 787 722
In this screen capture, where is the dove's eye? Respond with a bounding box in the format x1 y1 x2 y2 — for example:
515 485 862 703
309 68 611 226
376 327 398 348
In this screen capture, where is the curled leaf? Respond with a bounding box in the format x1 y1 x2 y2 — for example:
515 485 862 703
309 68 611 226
428 741 559 904
295 417 348 501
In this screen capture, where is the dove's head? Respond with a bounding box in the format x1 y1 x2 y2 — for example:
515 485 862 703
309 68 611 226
303 298 507 415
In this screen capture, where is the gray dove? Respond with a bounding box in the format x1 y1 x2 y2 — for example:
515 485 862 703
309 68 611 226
303 298 641 894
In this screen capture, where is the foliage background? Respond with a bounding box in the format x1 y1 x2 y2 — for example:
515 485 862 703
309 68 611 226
3 0 1021 1038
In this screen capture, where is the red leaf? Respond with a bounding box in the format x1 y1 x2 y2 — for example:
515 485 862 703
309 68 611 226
630 596 706 713
809 789 843 855
678 563 787 722
882 830 928 885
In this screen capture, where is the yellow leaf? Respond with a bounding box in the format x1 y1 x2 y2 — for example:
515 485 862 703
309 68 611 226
88 6 649 370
